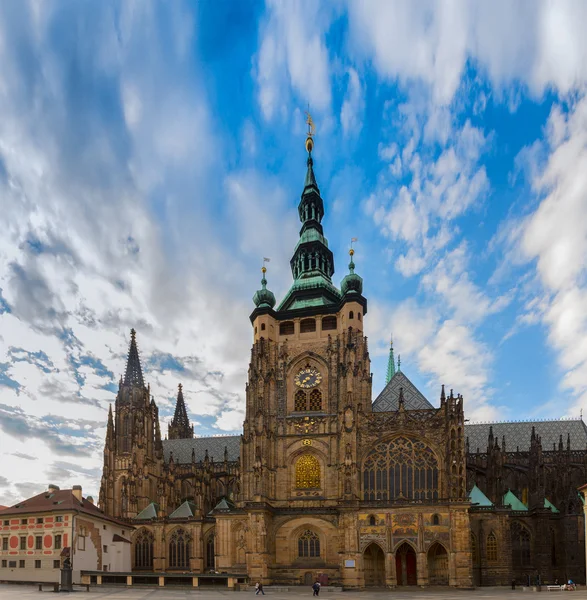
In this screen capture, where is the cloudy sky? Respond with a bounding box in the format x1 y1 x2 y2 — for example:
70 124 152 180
1 0 587 506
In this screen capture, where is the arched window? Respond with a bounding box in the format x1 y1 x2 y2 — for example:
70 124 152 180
432 514 440 525
254 327 257 334
349 311 354 319
280 321 294 336
368 515 376 526
298 530 320 558
261 323 266 331
362 436 439 501
486 532 498 562
295 390 306 411
205 535 215 570
322 316 337 330
300 318 316 333
169 528 191 569
358 313 361 321
511 522 531 567
295 454 321 489
134 529 154 570
309 389 322 411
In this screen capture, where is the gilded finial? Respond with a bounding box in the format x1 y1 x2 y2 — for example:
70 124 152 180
305 109 315 154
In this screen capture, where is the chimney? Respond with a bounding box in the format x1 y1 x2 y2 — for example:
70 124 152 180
72 485 82 502
87 496 94 505
47 484 60 493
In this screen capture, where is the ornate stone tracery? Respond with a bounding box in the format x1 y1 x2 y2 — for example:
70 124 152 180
363 436 439 501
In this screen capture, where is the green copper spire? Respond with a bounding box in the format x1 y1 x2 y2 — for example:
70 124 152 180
277 117 342 312
341 247 363 295
386 338 396 384
253 265 276 309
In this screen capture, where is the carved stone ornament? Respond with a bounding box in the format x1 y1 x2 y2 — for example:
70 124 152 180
291 416 324 434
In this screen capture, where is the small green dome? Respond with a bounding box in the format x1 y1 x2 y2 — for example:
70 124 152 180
341 252 363 295
253 273 276 309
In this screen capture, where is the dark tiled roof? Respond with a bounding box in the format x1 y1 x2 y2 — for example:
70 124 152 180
163 435 241 464
465 419 587 453
1 489 131 528
372 371 434 412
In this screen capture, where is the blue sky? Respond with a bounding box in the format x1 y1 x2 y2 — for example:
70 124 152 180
1 0 587 505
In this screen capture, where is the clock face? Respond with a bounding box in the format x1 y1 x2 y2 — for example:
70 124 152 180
294 366 322 389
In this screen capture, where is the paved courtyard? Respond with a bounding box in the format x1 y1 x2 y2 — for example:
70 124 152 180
1 586 587 599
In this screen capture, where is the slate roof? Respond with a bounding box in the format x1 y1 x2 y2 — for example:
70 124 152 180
163 435 241 464
372 371 434 412
465 419 587 453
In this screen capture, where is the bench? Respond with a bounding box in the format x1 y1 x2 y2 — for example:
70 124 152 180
546 586 564 592
37 582 59 592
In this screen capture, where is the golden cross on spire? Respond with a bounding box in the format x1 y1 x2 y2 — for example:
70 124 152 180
305 107 315 153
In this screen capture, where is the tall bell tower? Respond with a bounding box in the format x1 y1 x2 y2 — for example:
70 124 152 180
240 118 372 582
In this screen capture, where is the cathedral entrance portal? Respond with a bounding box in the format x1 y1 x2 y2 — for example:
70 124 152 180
363 543 385 587
427 543 449 585
395 543 417 586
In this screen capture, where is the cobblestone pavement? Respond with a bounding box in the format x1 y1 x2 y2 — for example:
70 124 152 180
1 586 587 599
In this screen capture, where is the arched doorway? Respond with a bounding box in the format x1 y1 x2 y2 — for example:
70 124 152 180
363 543 385 586
395 543 417 586
427 543 449 585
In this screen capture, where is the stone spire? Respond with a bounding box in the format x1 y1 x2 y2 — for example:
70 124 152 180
385 338 396 384
105 404 114 449
168 384 194 440
123 328 144 387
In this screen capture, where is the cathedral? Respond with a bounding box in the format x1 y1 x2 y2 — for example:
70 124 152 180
98 130 587 588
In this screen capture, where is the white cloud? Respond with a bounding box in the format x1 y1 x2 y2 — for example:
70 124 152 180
340 68 365 137
255 0 333 120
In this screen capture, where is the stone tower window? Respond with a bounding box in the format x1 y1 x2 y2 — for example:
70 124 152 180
322 316 337 330
349 310 354 319
295 454 321 489
300 318 316 333
295 390 307 411
309 389 322 411
280 321 294 336
358 313 361 321
486 532 498 562
368 515 376 526
122 414 130 453
134 529 154 570
205 536 215 570
169 528 191 569
362 436 439 501
432 514 440 525
261 323 266 331
298 530 320 558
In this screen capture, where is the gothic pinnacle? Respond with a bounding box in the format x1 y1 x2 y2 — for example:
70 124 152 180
124 328 145 387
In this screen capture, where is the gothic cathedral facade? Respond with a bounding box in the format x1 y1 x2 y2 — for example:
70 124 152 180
99 137 586 588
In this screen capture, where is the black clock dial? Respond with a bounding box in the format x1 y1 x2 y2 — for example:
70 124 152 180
294 367 322 389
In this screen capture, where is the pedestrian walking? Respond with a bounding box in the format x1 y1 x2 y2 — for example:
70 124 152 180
312 581 321 596
255 582 265 595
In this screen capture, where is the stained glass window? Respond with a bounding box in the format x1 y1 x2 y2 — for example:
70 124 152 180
295 454 321 489
134 529 154 570
298 530 320 557
486 532 498 562
309 389 322 411
362 436 439 501
169 528 191 569
511 522 531 567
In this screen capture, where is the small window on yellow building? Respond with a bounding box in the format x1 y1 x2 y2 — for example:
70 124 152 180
295 454 321 489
